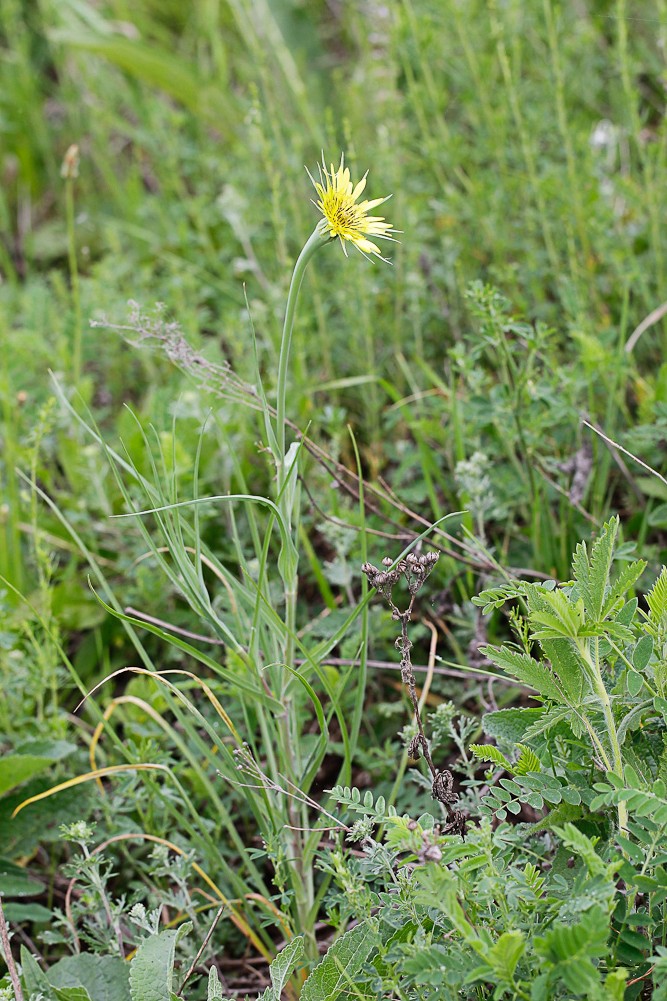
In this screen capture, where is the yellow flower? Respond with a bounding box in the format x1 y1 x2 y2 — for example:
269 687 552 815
309 154 395 260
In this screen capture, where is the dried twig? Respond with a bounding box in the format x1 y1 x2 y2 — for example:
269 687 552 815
0 898 24 1001
362 553 467 836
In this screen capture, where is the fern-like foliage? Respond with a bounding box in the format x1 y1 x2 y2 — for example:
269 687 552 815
534 905 610 996
481 644 566 702
552 822 609 878
330 785 396 821
647 565 667 623
514 744 541 776
472 580 529 613
469 743 514 772
470 742 541 778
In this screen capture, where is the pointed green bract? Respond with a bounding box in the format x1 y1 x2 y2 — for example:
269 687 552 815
572 516 618 622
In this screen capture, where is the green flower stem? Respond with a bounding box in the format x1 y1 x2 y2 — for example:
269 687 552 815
65 175 82 385
270 225 325 951
275 225 325 475
579 636 628 836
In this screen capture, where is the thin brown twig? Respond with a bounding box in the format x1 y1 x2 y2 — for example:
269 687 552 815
124 607 226 645
532 458 597 525
298 473 412 541
0 898 24 1001
625 298 667 353
294 655 515 682
178 905 226 995
582 418 647 501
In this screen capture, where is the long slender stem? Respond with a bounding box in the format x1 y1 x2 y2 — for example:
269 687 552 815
580 637 628 835
269 225 324 951
275 226 324 474
65 177 82 385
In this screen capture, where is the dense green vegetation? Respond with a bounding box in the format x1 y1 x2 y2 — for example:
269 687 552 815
3 0 667 997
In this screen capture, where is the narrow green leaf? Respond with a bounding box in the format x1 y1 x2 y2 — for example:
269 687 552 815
49 30 206 114
20 946 57 1001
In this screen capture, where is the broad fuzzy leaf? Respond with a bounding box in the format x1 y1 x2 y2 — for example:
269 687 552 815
482 708 546 743
300 923 377 1001
48 955 130 1001
129 924 191 1001
257 937 304 1001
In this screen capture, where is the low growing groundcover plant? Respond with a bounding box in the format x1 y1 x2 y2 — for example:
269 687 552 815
3 516 667 999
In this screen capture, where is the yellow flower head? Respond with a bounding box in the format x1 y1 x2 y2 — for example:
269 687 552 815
309 154 395 261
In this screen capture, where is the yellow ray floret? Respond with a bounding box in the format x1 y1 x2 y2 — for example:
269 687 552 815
309 153 395 260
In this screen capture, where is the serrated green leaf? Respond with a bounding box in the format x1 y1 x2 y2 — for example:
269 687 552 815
300 923 377 1001
647 567 667 626
574 517 619 621
524 587 587 703
268 936 303 998
602 560 646 617
482 645 565 702
483 708 545 742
